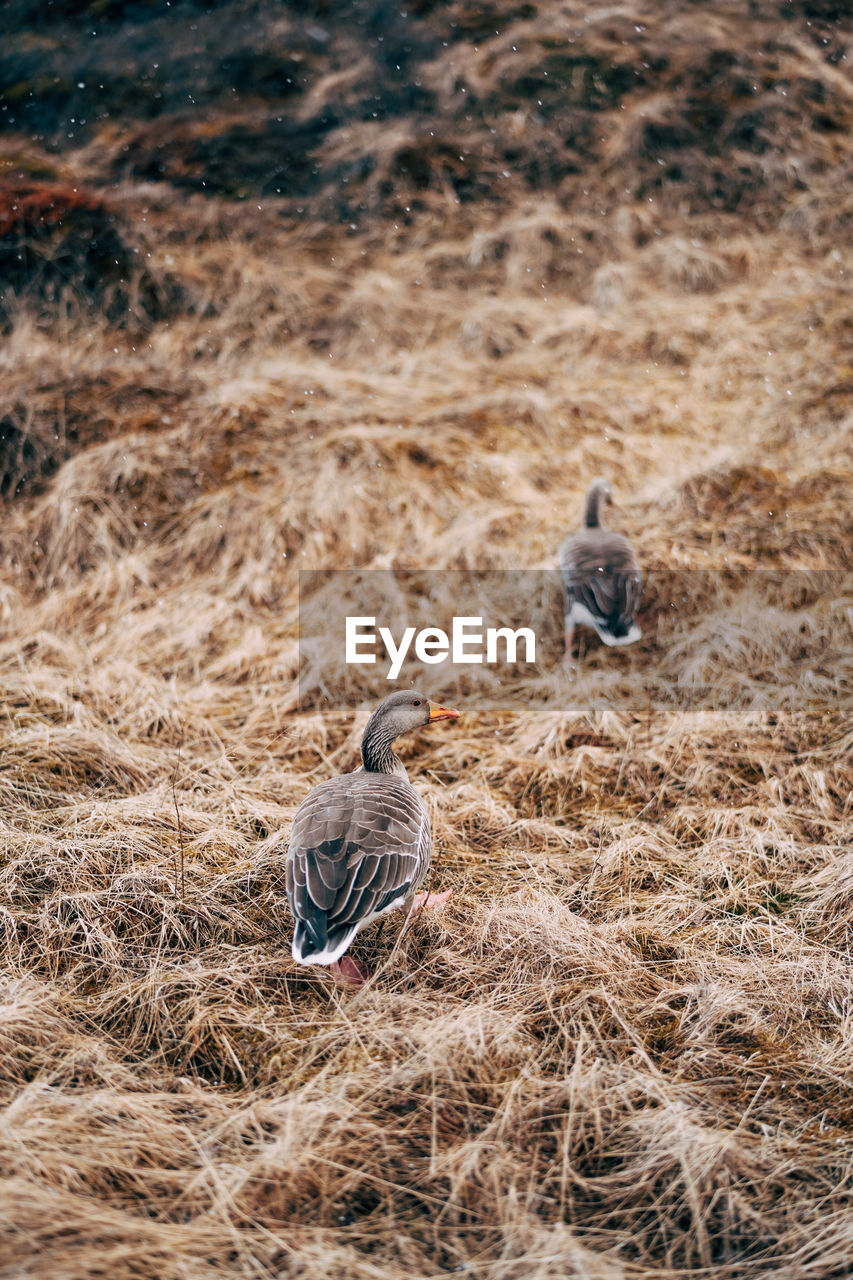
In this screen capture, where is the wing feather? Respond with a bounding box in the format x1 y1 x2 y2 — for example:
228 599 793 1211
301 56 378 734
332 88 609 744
287 772 431 961
560 528 642 636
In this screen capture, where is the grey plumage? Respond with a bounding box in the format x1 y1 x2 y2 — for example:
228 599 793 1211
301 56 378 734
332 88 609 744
285 690 457 969
287 772 429 964
559 479 642 648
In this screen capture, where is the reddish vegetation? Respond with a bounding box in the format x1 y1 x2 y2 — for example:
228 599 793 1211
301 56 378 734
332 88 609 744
0 183 112 238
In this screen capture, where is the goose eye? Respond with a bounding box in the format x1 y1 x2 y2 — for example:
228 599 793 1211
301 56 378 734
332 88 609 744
412 698 422 706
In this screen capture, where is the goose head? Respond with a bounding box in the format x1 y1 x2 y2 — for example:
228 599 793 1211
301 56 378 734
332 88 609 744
361 690 459 773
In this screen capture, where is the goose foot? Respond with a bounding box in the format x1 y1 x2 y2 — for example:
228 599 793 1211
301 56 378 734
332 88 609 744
330 956 371 988
412 888 452 912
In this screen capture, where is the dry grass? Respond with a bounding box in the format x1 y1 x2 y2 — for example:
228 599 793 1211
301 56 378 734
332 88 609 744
1 1 852 1276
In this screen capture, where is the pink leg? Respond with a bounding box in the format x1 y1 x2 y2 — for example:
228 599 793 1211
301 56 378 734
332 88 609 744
412 888 452 912
330 955 371 988
564 620 575 667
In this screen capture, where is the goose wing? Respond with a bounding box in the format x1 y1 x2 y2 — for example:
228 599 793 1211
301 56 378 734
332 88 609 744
286 772 430 961
560 529 642 634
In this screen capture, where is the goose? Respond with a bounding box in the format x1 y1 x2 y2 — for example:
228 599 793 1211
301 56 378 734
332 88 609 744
286 690 459 986
559 478 642 659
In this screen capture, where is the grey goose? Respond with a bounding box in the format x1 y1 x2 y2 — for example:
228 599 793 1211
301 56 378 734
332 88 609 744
559 478 642 658
286 690 459 986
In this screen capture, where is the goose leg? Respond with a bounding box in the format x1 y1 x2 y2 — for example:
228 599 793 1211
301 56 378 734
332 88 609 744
330 956 371 987
563 617 575 668
412 888 452 911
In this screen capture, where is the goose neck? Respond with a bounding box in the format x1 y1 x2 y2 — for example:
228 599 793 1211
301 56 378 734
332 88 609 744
361 726 402 774
584 486 606 528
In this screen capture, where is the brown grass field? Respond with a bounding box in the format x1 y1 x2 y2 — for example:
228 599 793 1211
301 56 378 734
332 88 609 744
1 2 852 1276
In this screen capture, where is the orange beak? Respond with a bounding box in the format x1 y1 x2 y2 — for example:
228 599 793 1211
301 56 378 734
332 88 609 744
428 700 459 722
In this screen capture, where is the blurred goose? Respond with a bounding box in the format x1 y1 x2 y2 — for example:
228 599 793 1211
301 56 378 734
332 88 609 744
559 478 642 659
286 690 459 987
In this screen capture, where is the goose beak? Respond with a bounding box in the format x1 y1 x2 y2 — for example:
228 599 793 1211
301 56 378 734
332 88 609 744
428 701 459 722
